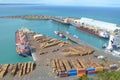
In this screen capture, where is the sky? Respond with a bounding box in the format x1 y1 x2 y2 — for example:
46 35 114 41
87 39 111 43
0 0 120 7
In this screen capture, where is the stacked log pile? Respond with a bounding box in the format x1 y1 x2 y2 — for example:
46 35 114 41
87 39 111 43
0 62 36 78
62 46 94 57
50 59 71 73
58 42 72 47
71 59 81 69
0 64 9 78
50 58 117 74
30 33 93 57
33 34 71 49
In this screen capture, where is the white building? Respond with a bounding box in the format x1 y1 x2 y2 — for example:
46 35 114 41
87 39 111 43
74 17 120 32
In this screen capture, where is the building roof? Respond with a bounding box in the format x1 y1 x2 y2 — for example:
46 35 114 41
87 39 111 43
79 17 120 32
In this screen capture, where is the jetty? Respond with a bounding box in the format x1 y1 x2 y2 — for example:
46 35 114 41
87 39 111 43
55 30 95 49
51 17 70 25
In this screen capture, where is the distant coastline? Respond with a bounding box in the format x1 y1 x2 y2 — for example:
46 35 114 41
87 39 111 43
0 3 120 8
0 3 46 5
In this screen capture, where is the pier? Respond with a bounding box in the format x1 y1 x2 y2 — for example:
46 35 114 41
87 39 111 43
55 30 93 47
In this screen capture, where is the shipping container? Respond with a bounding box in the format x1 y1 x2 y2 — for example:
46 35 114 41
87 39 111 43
77 73 86 77
77 68 86 77
68 69 77 76
59 72 68 77
86 67 95 71
95 67 103 72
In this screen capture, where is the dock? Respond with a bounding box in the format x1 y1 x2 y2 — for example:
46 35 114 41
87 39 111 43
51 17 70 25
55 30 96 49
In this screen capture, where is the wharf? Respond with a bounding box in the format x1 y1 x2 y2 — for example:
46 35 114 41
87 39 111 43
50 17 70 25
56 30 96 49
2 30 120 80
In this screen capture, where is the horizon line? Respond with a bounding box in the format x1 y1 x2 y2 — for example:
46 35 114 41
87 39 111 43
0 3 120 8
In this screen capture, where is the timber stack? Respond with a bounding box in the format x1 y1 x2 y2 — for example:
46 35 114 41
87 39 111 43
62 46 94 57
50 58 119 77
0 62 36 78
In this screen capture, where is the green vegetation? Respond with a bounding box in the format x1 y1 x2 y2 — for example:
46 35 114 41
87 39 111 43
77 71 120 80
97 71 120 80
77 75 89 80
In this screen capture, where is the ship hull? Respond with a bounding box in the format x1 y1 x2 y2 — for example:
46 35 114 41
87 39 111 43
15 29 31 57
76 26 109 39
19 51 31 57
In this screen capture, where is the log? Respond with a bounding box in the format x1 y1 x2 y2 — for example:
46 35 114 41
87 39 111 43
42 41 61 48
62 59 71 71
62 52 79 57
8 64 13 73
31 62 35 72
27 62 31 73
11 64 18 76
18 63 24 77
59 60 65 72
0 64 9 78
50 59 56 68
75 59 81 68
15 63 21 77
55 59 61 72
71 60 77 69
71 60 81 69
78 59 86 68
23 62 27 75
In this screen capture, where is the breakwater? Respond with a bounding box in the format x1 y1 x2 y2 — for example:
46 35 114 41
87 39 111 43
0 15 53 20
0 15 77 24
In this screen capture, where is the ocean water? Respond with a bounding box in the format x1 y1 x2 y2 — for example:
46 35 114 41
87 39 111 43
0 5 120 64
